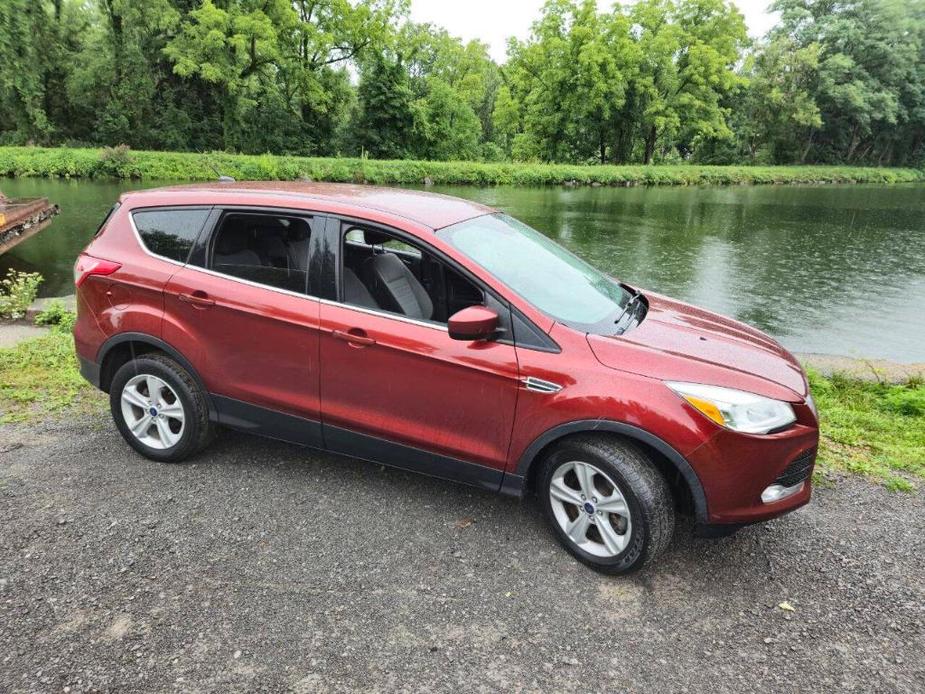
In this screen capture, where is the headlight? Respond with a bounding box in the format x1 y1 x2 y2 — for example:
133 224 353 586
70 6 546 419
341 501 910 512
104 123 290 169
666 382 796 434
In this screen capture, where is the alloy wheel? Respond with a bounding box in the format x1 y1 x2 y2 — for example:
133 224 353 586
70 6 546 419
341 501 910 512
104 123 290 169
120 374 185 450
549 461 632 558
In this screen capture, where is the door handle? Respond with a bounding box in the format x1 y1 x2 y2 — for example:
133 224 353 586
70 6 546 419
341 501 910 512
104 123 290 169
178 291 215 308
331 328 376 347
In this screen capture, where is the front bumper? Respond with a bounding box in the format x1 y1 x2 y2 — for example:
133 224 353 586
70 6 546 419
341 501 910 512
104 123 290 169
687 406 819 525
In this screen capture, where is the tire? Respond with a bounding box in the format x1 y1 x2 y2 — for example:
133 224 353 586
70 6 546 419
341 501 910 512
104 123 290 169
109 354 214 463
538 435 674 574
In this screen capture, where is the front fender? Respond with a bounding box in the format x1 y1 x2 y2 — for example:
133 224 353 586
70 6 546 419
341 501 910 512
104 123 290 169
502 419 709 523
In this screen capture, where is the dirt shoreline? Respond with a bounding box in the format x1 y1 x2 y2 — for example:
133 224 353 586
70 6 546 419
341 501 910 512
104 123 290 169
796 353 924 383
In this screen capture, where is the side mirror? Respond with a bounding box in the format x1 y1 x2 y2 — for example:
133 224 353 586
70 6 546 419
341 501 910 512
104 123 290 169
448 306 499 341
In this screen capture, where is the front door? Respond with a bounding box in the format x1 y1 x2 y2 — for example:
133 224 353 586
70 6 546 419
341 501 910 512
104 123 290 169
318 221 521 490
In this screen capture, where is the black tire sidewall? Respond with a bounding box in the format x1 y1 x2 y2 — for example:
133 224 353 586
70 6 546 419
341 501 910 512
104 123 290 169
109 357 203 463
540 441 652 574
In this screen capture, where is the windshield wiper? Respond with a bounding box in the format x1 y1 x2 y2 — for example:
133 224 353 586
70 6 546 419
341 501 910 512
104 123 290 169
613 291 644 334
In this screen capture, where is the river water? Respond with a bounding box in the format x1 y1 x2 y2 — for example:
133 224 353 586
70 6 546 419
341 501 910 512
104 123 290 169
1 178 923 362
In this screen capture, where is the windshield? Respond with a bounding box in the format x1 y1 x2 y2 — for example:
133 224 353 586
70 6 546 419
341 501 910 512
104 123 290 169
439 213 632 331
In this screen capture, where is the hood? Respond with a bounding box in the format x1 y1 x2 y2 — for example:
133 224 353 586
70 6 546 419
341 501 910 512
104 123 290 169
587 291 808 401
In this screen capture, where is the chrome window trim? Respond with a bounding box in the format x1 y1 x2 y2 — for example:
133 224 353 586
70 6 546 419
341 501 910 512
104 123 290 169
169 261 448 329
183 263 320 303
317 297 448 332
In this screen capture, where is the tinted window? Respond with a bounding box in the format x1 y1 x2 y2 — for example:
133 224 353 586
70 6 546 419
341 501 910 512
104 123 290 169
210 212 313 295
133 208 210 263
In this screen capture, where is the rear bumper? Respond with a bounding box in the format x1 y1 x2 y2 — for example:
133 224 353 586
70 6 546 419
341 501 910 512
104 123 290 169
78 356 101 389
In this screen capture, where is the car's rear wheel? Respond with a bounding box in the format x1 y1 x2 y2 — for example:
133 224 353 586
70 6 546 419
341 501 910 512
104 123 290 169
539 435 674 574
110 354 213 463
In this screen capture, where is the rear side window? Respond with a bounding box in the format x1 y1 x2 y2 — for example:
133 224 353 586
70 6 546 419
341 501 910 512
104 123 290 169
208 212 314 295
132 208 210 263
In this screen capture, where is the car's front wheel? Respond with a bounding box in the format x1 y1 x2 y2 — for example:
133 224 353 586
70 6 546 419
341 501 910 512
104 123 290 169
109 354 214 463
539 435 674 574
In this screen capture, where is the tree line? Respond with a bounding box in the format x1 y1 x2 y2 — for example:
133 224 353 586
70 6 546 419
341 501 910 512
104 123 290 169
1 0 923 167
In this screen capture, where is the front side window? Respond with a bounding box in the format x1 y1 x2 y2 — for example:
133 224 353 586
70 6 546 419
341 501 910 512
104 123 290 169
133 208 210 263
340 224 482 324
209 212 314 294
439 214 631 331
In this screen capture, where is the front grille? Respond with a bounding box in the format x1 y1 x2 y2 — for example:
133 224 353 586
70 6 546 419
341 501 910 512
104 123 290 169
775 448 816 487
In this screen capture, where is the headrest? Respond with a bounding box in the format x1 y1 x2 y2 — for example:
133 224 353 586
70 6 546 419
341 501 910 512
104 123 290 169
363 230 393 246
289 220 311 242
216 225 250 255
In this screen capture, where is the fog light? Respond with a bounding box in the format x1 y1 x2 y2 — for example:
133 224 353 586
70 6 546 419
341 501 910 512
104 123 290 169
761 481 805 504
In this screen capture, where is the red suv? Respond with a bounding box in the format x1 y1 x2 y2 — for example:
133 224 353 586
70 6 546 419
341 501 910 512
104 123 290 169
74 182 818 574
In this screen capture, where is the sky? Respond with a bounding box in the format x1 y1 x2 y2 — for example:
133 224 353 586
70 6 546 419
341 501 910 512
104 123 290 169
409 1 778 63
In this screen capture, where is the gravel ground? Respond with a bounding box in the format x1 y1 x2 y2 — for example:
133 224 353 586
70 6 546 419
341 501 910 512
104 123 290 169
1 417 923 693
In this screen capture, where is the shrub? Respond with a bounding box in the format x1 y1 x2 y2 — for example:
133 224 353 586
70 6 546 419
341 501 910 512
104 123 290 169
0 270 42 319
2 146 925 187
97 144 134 178
34 300 76 331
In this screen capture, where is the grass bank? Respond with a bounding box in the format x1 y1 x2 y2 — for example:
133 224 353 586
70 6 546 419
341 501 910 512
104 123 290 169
1 146 923 187
1 326 922 491
0 324 104 423
808 370 925 491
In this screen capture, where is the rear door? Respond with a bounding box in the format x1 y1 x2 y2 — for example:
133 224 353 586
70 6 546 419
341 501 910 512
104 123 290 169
162 208 325 445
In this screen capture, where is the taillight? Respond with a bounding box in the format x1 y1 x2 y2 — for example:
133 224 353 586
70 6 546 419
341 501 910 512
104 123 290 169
74 254 121 287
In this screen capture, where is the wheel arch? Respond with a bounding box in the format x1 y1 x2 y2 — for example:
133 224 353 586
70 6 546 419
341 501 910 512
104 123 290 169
96 332 217 420
511 420 708 523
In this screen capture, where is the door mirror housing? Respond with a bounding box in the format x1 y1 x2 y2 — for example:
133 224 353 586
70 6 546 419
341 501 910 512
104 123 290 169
448 306 499 341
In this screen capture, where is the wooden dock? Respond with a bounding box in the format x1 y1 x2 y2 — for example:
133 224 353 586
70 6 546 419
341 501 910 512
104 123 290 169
0 195 60 255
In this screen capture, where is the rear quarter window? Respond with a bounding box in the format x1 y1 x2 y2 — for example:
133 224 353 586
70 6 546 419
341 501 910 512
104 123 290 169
132 208 211 263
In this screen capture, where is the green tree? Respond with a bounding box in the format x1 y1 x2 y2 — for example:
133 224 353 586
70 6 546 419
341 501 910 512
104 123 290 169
351 55 416 159
500 0 635 163
164 0 403 154
497 0 746 164
412 79 482 160
0 0 76 143
396 22 499 154
768 0 923 164
739 38 823 162
628 0 748 163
